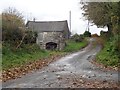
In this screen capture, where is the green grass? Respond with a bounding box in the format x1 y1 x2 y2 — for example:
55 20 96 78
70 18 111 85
2 40 88 70
96 42 119 67
2 43 52 70
63 40 87 52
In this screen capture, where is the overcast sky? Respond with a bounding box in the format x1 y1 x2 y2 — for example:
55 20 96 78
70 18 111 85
0 0 108 35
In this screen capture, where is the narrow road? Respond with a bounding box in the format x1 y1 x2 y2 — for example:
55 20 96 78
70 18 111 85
2 38 118 88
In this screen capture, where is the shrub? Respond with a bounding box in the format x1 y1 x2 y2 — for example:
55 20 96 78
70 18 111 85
2 7 25 46
83 31 91 37
2 27 25 42
23 30 38 44
71 34 84 42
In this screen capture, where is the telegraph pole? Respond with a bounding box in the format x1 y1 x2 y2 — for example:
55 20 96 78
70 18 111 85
69 11 71 32
88 20 90 32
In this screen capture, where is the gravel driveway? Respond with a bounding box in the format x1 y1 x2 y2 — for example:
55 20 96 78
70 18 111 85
2 38 118 88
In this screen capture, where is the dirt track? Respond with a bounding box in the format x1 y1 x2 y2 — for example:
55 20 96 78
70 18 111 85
2 38 119 88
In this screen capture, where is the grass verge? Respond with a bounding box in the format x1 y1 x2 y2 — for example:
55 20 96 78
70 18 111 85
63 40 87 52
96 41 119 67
2 43 54 70
2 40 88 70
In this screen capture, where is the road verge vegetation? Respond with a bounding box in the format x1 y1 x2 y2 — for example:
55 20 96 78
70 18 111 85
81 2 120 70
2 40 88 70
96 37 119 68
63 40 87 52
2 43 50 70
2 39 88 82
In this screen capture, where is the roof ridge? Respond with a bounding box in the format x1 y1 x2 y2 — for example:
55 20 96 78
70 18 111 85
26 20 69 32
28 20 67 23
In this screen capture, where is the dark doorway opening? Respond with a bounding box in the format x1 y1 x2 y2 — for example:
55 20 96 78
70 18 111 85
46 42 57 50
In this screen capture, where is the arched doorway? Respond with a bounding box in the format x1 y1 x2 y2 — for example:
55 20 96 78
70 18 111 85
46 42 57 50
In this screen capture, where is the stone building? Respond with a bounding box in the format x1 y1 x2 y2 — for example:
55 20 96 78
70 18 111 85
26 20 70 50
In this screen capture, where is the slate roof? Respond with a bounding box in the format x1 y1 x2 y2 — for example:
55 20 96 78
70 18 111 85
26 20 69 32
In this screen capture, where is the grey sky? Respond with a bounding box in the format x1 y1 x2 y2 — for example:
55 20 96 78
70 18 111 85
0 0 108 35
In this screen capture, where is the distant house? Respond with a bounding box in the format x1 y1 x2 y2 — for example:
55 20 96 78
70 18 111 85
26 20 70 50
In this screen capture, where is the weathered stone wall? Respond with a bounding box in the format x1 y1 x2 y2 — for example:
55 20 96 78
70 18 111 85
36 32 65 50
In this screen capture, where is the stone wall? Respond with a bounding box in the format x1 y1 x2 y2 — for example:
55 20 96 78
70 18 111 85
36 32 65 50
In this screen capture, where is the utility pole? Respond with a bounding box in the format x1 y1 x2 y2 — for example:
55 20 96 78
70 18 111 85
69 11 71 32
87 20 90 32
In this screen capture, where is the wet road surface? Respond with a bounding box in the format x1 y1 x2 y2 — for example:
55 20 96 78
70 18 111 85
2 38 118 88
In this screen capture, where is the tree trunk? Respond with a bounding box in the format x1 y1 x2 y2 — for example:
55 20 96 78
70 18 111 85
16 34 26 49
